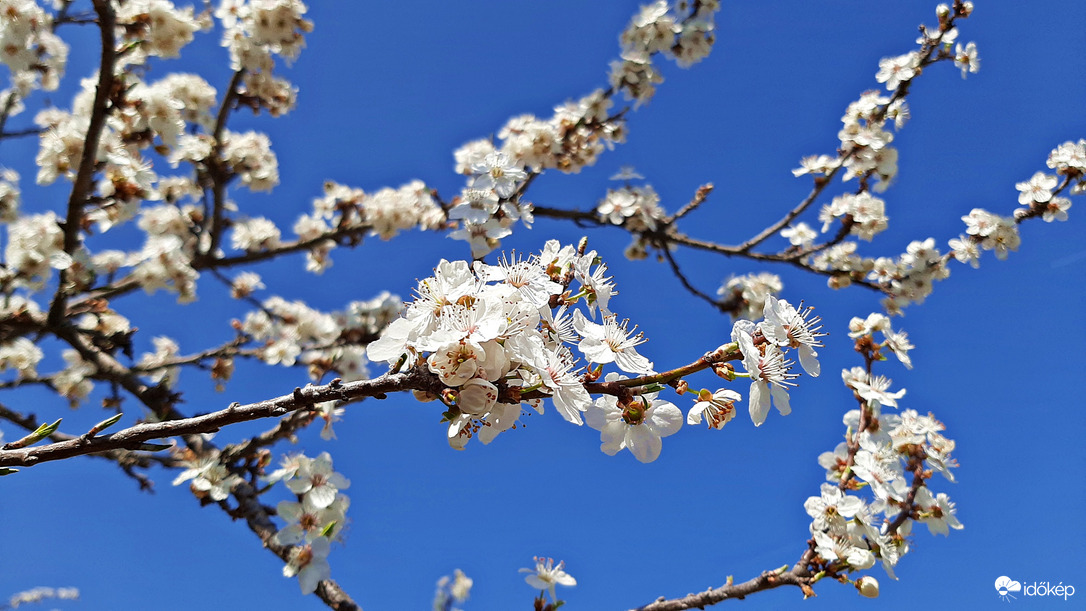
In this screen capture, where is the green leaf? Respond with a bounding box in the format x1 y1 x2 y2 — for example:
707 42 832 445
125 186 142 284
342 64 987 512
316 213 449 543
89 412 123 435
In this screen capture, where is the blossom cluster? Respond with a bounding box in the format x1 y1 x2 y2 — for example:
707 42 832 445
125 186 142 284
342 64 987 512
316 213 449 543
588 169 675 259
173 451 245 503
778 6 1005 313
446 2 720 258
116 0 202 61
612 0 719 103
172 446 351 596
432 569 473 611
367 241 628 446
366 243 821 463
266 451 351 594
294 179 445 272
2 1 312 307
218 0 310 116
5 586 80 609
793 139 1081 314
716 272 783 321
0 0 67 96
448 94 621 257
595 183 666 232
237 292 406 383
806 316 959 582
730 296 823 426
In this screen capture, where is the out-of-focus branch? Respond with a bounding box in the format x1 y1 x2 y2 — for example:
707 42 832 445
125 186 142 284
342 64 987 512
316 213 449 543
77 222 382 307
46 0 117 328
203 69 246 259
0 91 22 142
219 409 314 463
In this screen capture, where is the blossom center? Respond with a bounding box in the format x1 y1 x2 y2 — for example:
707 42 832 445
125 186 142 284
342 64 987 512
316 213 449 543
621 399 646 425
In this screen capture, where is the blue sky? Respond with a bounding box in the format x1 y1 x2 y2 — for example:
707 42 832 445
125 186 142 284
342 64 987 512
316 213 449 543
2 1 1084 610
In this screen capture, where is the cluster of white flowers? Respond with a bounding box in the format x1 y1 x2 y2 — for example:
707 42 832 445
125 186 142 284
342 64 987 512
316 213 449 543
217 0 310 116
3 211 67 290
0 337 42 380
793 137 1080 315
129 205 202 302
432 569 473 611
1047 138 1086 193
780 6 1035 316
584 291 821 460
231 216 281 251
234 291 402 384
230 270 265 298
116 0 202 60
716 272 782 321
731 296 823 426
818 192 889 241
0 0 67 95
367 241 630 449
2 2 308 309
138 336 182 387
612 1 718 105
448 149 535 257
240 297 333 367
836 90 903 189
222 130 280 192
266 451 349 594
943 139 1082 277
444 2 720 259
808 317 960 583
880 238 951 313
295 180 444 271
173 453 245 502
33 79 159 227
0 168 19 222
238 296 366 382
594 181 669 260
952 208 1020 264
847 313 914 369
367 245 820 461
794 6 974 198
596 184 665 231
5 586 79 609
123 74 218 149
0 297 45 379
51 349 94 406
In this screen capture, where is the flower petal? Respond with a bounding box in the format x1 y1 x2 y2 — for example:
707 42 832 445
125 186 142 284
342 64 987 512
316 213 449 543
626 425 663 463
646 401 683 437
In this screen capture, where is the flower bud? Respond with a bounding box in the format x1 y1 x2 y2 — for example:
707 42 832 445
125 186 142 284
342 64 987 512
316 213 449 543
857 576 880 598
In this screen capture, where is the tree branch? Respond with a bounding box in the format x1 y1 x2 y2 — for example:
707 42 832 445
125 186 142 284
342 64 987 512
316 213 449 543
0 368 419 468
46 0 117 328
